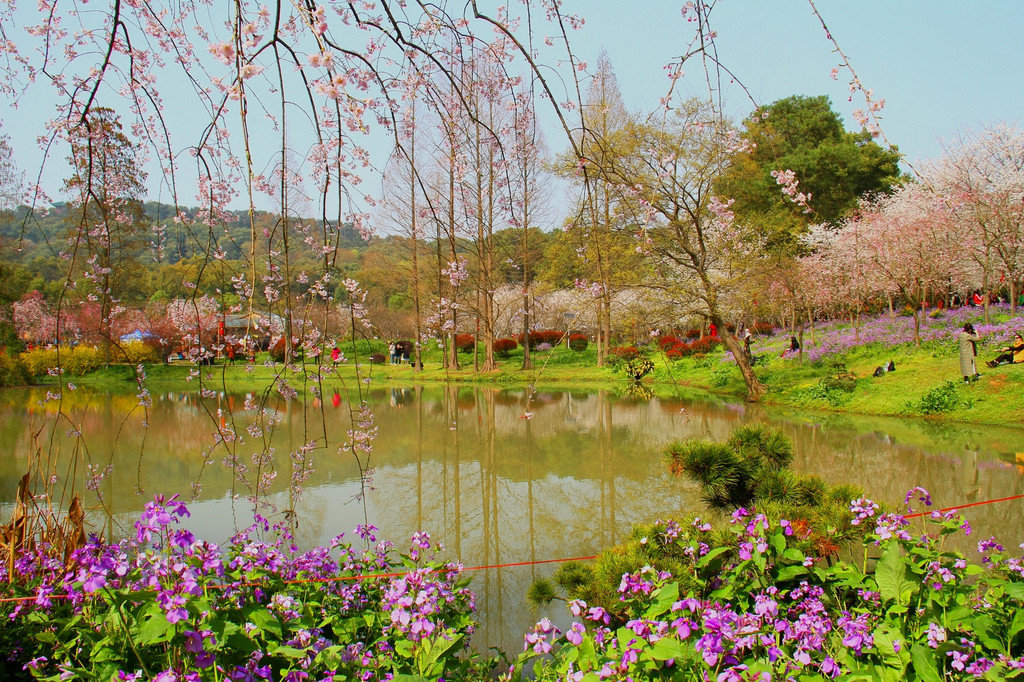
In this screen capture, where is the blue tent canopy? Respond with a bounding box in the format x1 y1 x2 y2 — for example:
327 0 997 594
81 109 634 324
120 329 155 342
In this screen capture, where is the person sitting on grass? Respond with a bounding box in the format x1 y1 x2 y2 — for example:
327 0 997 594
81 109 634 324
986 333 1024 367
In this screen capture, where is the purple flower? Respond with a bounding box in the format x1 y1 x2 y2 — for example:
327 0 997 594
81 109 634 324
949 649 969 671
849 498 879 525
927 623 946 648
904 486 932 512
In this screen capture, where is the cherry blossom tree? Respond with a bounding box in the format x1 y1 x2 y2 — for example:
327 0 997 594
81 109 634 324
12 291 59 345
591 98 769 400
853 184 966 345
930 124 1024 315
63 107 148 364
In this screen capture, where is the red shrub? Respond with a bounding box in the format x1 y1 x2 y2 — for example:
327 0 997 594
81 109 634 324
455 334 476 353
665 348 683 360
658 335 682 350
611 345 641 360
684 329 701 339
687 337 720 355
269 337 286 362
494 338 517 356
518 330 566 349
568 334 589 351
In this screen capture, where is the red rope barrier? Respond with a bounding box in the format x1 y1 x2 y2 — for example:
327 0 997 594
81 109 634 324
903 493 1024 519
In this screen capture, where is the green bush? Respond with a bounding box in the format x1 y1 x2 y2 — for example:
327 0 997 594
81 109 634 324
0 350 28 387
913 380 965 414
623 357 653 380
568 333 588 352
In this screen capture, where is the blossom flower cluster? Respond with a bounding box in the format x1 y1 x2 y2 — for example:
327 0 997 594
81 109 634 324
724 303 1024 366
1 495 483 681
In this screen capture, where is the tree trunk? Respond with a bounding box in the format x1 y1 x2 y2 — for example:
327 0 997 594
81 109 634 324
713 313 765 402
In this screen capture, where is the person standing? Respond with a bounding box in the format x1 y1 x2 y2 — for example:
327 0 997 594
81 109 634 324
959 323 981 383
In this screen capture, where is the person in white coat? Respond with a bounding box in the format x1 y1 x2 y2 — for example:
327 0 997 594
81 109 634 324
958 323 980 383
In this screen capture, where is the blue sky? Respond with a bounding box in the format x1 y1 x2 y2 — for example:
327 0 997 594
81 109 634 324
569 1 1023 166
2 1 1021 216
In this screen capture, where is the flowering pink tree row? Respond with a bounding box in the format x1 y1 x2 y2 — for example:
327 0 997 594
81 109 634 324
784 124 1024 345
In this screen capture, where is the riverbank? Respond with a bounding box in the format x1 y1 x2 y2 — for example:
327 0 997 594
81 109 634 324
17 305 1024 425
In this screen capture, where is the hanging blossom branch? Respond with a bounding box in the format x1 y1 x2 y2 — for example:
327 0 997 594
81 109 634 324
806 0 912 174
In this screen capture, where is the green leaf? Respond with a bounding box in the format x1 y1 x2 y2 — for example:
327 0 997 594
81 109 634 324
649 637 688 661
771 531 787 555
873 624 909 670
134 610 174 645
646 582 679 619
395 640 415 658
245 606 283 638
270 645 307 659
390 676 430 682
697 546 730 568
1010 608 1024 642
1003 582 1024 600
971 615 1004 653
910 643 943 682
417 633 463 677
876 543 917 605
776 565 808 581
783 547 806 562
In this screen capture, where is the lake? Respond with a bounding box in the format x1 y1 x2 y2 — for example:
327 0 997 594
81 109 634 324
1 383 1022 655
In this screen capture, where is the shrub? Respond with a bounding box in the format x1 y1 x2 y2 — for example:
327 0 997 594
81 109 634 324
623 357 653 380
269 337 286 362
568 333 588 351
535 342 553 352
610 345 641 361
684 328 701 339
494 337 517 357
0 350 27 387
20 346 57 377
113 340 162 365
657 334 681 350
751 322 775 336
454 333 476 353
519 330 565 349
913 380 965 414
369 353 387 364
686 336 720 355
21 345 103 376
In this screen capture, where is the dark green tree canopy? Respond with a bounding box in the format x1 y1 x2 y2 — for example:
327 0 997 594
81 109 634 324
716 95 903 252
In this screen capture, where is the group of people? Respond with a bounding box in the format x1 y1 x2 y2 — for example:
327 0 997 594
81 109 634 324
958 323 1024 383
388 341 412 364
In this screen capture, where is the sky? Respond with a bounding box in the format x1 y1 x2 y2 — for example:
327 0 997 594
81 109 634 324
2 1 1022 222
569 1 1024 166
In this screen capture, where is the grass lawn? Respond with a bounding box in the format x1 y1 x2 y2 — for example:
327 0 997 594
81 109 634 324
28 305 1024 426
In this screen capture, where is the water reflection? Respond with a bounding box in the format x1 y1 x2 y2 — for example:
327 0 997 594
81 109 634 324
0 385 1022 653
